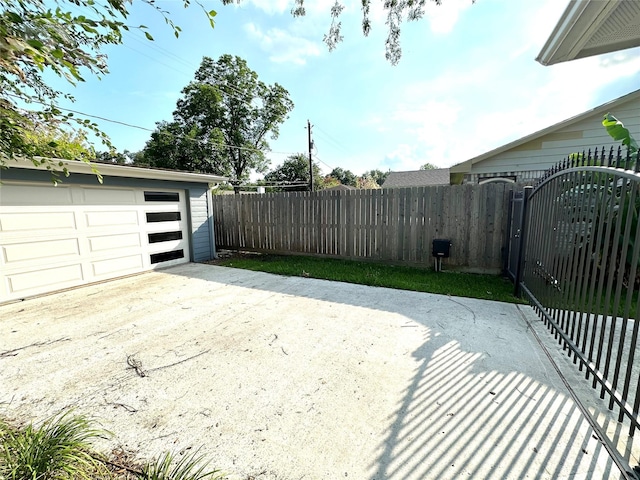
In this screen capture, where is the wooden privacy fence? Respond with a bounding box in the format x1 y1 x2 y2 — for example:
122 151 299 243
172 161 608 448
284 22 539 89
211 183 517 272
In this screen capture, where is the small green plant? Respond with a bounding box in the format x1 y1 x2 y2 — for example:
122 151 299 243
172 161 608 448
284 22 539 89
0 411 106 480
602 113 639 155
141 450 225 480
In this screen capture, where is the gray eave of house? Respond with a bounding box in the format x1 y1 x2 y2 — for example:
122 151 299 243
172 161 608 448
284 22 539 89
382 168 450 188
536 0 640 66
450 88 640 174
9 157 228 184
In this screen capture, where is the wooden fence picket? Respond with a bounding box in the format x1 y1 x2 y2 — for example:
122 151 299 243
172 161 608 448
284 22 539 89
211 184 516 272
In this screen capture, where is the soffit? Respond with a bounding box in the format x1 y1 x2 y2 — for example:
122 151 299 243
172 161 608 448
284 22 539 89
537 0 640 65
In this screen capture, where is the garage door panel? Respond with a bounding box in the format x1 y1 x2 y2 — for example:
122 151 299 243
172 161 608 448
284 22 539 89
91 254 144 277
88 233 141 252
147 238 187 253
0 184 73 205
81 187 137 204
7 264 84 294
3 238 80 263
84 210 140 228
145 221 182 233
0 212 77 232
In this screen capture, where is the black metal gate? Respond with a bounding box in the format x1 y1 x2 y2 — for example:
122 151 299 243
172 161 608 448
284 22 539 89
514 147 640 444
506 190 524 280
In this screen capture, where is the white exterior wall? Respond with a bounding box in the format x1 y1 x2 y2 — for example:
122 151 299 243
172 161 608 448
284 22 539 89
466 96 640 182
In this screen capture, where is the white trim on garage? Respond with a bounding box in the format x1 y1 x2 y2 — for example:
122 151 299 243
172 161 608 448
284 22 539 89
11 157 227 184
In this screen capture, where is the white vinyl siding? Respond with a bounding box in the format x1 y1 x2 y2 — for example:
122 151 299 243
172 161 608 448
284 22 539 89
189 187 212 262
465 96 640 182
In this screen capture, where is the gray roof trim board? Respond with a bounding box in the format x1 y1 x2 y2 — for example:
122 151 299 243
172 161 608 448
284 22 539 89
537 0 640 66
9 157 228 184
383 168 450 188
450 88 640 174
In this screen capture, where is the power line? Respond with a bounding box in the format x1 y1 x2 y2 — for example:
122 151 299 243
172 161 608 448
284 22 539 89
66 1 263 109
244 182 309 186
313 154 334 172
118 30 261 108
4 93 298 156
314 125 353 154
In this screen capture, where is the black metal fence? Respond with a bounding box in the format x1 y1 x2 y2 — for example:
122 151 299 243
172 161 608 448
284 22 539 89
515 146 640 437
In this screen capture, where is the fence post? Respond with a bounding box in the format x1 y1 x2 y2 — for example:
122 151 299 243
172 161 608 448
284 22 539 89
514 186 533 297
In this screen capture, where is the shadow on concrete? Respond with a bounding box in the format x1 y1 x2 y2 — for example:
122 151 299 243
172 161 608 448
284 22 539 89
161 263 634 479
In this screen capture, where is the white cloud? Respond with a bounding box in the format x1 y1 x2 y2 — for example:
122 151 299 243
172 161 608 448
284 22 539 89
517 0 569 57
242 0 291 15
376 37 640 170
244 22 322 65
423 0 473 35
597 49 640 74
381 144 422 171
379 101 463 170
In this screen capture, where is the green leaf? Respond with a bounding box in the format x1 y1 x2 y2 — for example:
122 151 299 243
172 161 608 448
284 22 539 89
603 113 639 154
144 31 154 41
7 12 23 23
209 9 217 17
26 39 44 50
51 49 64 59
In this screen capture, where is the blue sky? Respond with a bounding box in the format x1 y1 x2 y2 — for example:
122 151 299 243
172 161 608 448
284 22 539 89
54 0 640 177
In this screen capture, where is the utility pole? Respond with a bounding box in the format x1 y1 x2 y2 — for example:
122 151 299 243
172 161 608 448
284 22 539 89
307 119 314 192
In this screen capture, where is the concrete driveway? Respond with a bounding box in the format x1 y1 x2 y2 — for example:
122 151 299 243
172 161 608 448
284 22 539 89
0 263 635 479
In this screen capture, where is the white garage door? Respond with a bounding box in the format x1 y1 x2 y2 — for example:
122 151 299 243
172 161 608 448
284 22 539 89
0 182 190 303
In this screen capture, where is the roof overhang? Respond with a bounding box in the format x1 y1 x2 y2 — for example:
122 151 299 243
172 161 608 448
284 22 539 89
537 0 640 66
6 157 228 184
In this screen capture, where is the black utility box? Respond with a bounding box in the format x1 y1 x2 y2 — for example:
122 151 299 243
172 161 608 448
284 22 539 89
432 239 452 258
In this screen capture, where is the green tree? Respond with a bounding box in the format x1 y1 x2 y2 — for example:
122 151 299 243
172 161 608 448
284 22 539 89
357 176 380 189
141 119 222 173
95 149 141 165
319 175 340 189
24 126 94 161
362 168 390 187
143 55 294 192
17 125 99 182
0 0 215 169
329 167 357 187
420 162 439 170
264 153 321 191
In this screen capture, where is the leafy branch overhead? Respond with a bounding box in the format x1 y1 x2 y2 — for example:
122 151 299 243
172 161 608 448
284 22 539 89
1 0 467 176
281 0 475 65
0 0 216 168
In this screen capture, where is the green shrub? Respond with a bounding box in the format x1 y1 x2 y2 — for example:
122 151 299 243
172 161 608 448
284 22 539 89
141 450 225 480
0 411 106 480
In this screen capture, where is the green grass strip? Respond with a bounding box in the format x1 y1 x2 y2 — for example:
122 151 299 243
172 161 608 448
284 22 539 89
214 254 526 304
